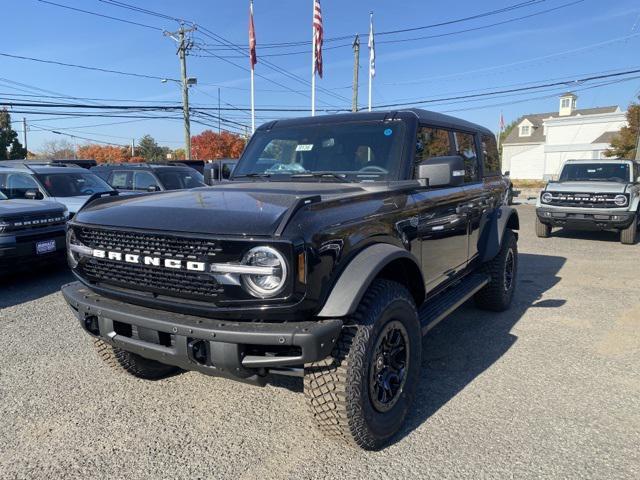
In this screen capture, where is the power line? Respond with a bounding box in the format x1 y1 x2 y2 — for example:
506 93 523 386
0 52 179 82
373 68 640 109
37 0 163 31
181 0 550 49
29 124 128 146
4 66 640 114
381 32 640 87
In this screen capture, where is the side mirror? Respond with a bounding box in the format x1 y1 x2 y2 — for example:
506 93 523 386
504 171 511 176
418 155 465 188
147 185 160 192
25 189 44 200
636 176 640 183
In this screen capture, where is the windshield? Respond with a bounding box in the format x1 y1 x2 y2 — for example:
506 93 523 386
155 169 205 190
559 163 630 183
0 172 43 199
234 120 407 182
36 172 113 197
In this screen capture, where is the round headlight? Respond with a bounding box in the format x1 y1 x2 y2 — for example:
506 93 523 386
614 195 628 207
66 228 79 268
241 246 288 298
541 192 553 204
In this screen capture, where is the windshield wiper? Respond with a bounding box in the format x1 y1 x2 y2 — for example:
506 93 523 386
234 173 272 179
289 172 351 183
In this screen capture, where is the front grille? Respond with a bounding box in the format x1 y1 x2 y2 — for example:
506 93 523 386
75 226 229 301
80 257 224 300
76 227 222 259
2 212 66 233
545 192 628 209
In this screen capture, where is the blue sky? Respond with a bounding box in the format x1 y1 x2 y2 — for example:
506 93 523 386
3 0 640 151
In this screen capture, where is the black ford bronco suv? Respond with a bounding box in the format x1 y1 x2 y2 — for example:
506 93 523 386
62 109 519 450
0 190 68 273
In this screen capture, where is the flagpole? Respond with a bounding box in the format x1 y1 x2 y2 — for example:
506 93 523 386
250 68 255 134
368 11 373 112
250 1 256 133
311 0 316 117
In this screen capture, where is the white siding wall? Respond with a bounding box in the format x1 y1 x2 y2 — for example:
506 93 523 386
502 111 627 180
503 144 546 179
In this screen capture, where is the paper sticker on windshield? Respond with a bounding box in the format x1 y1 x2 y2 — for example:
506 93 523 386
296 144 314 151
384 128 393 136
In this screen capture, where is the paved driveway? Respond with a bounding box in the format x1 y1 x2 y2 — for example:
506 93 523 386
0 205 638 479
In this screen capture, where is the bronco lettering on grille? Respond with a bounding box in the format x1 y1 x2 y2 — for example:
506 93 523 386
92 249 206 272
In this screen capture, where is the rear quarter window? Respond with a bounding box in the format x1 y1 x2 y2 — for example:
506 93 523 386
481 134 501 177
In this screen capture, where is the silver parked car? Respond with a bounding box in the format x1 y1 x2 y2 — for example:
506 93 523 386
0 162 116 216
536 159 640 244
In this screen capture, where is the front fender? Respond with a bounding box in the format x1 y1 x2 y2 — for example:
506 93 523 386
478 206 519 263
316 243 422 318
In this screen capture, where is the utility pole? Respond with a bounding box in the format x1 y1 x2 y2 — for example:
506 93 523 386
131 139 135 157
165 24 197 160
352 35 360 113
218 87 221 134
22 117 27 154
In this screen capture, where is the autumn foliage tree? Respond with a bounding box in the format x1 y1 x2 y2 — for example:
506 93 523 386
191 130 245 160
77 144 130 164
606 103 640 159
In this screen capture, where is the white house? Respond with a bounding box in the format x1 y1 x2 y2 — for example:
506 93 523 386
502 93 627 180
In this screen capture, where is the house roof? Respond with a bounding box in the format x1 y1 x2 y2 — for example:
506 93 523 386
503 106 619 145
591 131 620 144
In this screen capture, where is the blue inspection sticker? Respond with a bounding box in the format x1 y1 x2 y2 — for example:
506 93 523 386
384 128 393 136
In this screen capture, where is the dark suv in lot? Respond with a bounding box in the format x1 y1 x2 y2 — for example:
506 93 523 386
62 109 518 449
91 163 206 192
0 190 67 273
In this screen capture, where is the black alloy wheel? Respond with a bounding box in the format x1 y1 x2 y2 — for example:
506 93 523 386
369 320 410 413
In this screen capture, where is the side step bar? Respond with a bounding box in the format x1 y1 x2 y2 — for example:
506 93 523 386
418 274 490 335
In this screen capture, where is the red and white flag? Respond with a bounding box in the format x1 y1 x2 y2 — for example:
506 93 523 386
313 0 323 78
499 111 505 131
249 1 257 70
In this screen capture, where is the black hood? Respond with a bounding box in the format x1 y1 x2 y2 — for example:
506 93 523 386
73 182 369 236
0 199 66 218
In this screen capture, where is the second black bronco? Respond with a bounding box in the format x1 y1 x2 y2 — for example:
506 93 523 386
62 109 519 450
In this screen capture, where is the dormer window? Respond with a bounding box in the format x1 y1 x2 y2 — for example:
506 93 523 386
520 125 531 136
561 98 571 109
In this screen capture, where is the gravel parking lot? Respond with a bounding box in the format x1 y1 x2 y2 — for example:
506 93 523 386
1 204 639 479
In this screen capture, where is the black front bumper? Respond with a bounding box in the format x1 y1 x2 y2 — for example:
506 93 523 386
536 208 635 230
62 282 342 386
0 226 66 271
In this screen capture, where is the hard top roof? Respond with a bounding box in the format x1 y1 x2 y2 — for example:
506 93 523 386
256 108 493 136
92 163 194 170
0 162 87 173
564 158 638 164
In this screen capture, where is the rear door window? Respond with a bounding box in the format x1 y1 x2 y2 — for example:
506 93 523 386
454 131 479 183
221 163 234 179
133 171 159 191
109 171 132 190
481 134 501 176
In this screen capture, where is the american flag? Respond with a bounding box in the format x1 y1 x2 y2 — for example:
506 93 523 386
249 1 257 70
499 111 505 131
313 0 323 78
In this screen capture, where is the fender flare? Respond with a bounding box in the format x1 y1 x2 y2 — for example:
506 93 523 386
316 243 423 318
478 206 519 263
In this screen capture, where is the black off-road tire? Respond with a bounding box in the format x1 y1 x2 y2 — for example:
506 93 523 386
93 338 180 380
535 217 551 238
304 279 422 450
620 213 638 245
475 229 518 312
